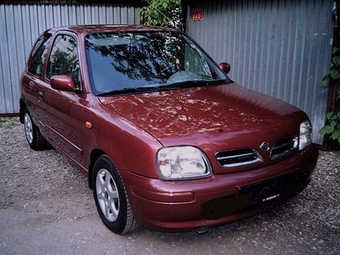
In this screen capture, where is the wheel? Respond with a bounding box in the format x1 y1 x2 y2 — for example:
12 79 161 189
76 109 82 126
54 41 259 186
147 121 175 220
92 155 138 234
23 108 50 151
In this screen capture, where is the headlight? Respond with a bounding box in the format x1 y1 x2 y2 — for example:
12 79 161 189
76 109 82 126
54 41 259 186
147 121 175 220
156 146 212 180
299 120 312 151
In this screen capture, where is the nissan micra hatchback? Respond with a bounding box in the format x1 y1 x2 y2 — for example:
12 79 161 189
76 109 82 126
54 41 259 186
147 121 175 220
20 25 318 234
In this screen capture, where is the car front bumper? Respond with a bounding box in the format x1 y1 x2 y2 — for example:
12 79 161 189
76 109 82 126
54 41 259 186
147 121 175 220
121 145 318 232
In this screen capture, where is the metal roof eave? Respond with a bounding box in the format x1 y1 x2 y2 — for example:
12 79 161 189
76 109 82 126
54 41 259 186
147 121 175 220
0 0 144 6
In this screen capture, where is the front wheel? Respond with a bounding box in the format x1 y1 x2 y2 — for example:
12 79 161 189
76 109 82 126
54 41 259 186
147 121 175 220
92 155 138 234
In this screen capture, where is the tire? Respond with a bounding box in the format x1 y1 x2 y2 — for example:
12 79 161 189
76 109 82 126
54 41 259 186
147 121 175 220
23 108 50 151
92 155 138 234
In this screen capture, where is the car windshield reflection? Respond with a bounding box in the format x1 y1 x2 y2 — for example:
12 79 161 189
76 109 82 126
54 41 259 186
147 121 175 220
85 31 229 95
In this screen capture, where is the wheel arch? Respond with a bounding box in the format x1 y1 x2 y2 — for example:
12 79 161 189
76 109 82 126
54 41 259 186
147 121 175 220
88 148 106 190
19 99 26 124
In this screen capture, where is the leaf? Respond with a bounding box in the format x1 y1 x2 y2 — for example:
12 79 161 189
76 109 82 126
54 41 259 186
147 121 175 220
140 0 181 27
333 47 340 54
323 73 330 80
331 114 339 121
333 56 340 66
326 111 335 120
331 130 340 140
321 79 329 89
323 125 334 134
330 69 340 80
319 127 328 135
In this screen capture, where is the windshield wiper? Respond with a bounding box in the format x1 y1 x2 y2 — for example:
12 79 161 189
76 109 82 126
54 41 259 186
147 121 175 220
168 80 209 88
171 79 233 88
96 84 180 96
96 87 155 96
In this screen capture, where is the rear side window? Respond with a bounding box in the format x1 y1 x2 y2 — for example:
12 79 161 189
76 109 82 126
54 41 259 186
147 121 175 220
27 34 52 76
46 34 79 86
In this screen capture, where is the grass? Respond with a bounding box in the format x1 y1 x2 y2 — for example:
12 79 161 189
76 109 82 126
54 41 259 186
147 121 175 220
0 116 20 128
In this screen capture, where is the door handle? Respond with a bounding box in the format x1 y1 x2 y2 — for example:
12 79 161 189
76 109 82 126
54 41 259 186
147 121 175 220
38 91 44 98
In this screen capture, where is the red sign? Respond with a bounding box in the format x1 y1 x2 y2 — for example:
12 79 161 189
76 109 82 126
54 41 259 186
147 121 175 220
191 5 203 21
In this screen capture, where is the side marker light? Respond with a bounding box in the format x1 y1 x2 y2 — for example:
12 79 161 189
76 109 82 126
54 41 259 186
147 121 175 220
85 121 92 129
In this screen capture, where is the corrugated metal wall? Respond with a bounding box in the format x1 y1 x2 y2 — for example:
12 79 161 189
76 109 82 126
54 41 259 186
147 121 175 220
185 0 334 144
0 3 139 115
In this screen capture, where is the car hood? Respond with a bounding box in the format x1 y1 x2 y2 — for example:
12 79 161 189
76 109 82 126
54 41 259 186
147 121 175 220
99 83 306 153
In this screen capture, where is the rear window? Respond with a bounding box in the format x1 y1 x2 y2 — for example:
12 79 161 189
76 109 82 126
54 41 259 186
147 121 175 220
28 34 52 76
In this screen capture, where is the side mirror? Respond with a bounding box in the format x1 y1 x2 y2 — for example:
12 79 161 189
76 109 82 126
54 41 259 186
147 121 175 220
50 75 78 92
219 62 231 74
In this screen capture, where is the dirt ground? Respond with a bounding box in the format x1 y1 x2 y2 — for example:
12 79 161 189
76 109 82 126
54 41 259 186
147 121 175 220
0 117 339 255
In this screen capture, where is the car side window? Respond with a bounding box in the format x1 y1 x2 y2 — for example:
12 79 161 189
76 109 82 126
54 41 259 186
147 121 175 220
46 34 80 86
27 34 52 76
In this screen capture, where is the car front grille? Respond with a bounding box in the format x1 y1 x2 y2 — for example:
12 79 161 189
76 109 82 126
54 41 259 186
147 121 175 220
270 135 298 159
216 148 262 167
216 136 298 168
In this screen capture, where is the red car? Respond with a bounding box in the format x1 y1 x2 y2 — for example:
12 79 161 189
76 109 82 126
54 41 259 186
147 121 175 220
20 25 318 234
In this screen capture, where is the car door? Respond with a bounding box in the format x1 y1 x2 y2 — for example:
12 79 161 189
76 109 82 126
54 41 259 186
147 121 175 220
40 33 85 166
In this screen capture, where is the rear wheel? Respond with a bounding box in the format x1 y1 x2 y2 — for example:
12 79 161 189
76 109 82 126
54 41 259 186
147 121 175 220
92 155 138 234
23 108 50 151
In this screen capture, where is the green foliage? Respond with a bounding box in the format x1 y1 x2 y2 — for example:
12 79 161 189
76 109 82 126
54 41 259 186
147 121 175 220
320 111 340 142
320 46 340 144
140 0 182 28
0 117 18 128
321 48 340 89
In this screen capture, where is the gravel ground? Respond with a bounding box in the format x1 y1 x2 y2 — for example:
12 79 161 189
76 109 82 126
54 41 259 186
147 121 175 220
0 117 339 255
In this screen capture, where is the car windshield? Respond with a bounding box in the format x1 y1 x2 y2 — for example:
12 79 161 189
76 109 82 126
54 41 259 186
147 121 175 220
85 31 230 96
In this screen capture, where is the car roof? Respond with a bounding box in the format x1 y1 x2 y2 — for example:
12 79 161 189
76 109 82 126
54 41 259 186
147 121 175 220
46 24 177 35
